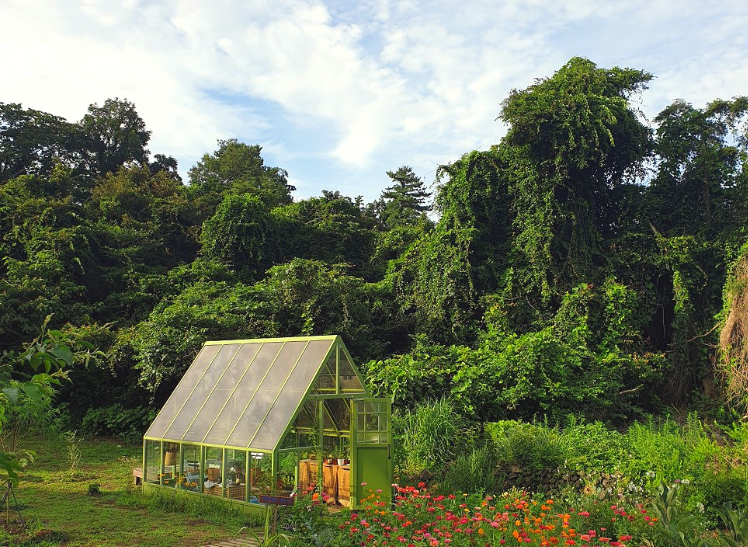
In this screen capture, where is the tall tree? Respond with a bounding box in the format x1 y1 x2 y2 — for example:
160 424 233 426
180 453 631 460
499 57 653 308
379 166 432 228
0 102 78 183
646 97 748 238
78 98 151 177
200 194 278 280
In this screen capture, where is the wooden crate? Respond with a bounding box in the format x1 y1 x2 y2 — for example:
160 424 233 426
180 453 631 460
207 467 220 481
298 459 318 493
323 462 337 504
337 465 350 507
227 484 245 501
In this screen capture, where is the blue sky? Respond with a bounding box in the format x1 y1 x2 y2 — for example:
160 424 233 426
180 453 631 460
2 0 747 204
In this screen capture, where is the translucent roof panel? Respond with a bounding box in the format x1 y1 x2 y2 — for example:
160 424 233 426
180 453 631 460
147 335 371 451
202 342 284 445
250 339 332 450
182 343 262 442
164 343 241 440
145 344 222 438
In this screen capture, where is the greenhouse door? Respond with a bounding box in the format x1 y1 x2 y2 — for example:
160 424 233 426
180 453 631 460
351 398 392 507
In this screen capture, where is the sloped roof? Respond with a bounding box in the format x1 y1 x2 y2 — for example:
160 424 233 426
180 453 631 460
144 336 366 451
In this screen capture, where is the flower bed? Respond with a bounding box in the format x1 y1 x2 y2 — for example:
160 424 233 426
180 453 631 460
286 483 661 547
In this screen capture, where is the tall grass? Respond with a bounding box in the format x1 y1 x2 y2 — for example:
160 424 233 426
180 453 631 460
392 398 470 476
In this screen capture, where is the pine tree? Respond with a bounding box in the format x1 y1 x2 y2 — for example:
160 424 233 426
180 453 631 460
380 166 431 228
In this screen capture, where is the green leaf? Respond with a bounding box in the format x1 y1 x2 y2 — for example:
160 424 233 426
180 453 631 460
2 387 19 404
21 383 43 405
49 345 74 366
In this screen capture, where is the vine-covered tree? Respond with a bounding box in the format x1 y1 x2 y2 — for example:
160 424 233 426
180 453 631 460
499 57 653 308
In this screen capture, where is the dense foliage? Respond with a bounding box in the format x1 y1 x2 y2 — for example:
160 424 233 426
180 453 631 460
2 57 748 435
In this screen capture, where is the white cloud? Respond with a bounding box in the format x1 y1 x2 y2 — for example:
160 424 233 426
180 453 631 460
2 0 748 202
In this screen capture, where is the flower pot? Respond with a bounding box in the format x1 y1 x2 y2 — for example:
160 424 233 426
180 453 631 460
164 451 175 466
337 458 346 466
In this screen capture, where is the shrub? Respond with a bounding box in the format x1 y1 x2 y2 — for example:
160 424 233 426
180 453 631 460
557 417 628 475
487 420 564 474
80 404 156 443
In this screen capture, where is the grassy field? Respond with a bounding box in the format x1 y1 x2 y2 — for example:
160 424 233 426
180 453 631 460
4 436 263 547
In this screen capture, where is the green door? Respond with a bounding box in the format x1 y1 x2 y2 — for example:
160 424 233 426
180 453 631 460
351 398 392 507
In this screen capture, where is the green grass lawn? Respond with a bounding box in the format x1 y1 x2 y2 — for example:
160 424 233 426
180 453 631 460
5 436 262 547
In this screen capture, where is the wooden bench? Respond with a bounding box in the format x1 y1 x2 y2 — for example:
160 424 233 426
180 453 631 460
133 467 143 485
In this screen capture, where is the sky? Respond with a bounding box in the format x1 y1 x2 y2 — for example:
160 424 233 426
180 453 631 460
2 0 748 204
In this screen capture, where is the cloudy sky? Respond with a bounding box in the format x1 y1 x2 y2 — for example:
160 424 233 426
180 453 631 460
2 0 747 203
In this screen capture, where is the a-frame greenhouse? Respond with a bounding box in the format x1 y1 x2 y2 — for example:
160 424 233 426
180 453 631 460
141 335 392 510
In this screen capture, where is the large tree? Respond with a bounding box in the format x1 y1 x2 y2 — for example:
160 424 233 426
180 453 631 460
499 57 653 309
188 139 295 208
0 102 79 184
78 98 151 177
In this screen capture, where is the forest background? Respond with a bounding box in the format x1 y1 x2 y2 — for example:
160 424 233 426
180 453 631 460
2 57 748 439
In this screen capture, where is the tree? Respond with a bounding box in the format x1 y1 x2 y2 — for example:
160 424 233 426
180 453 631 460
149 153 182 183
379 166 432 228
499 57 653 308
0 102 79 184
272 191 376 274
386 150 511 344
188 139 294 208
78 98 151 177
646 97 748 238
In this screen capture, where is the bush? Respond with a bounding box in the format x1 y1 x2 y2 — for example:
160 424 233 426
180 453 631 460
557 417 628 475
80 404 156 443
487 420 564 474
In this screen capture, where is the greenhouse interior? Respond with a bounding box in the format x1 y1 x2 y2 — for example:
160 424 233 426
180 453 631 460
141 335 392 510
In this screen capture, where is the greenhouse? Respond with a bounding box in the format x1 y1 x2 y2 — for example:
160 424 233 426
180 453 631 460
141 335 392 510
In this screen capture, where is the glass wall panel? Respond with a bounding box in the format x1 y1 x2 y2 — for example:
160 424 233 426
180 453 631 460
204 447 223 496
279 430 299 450
312 352 336 394
162 442 180 487
178 444 201 491
325 399 350 432
144 439 161 484
249 452 272 503
225 448 247 501
339 351 365 392
277 452 298 496
356 401 389 445
292 400 318 449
